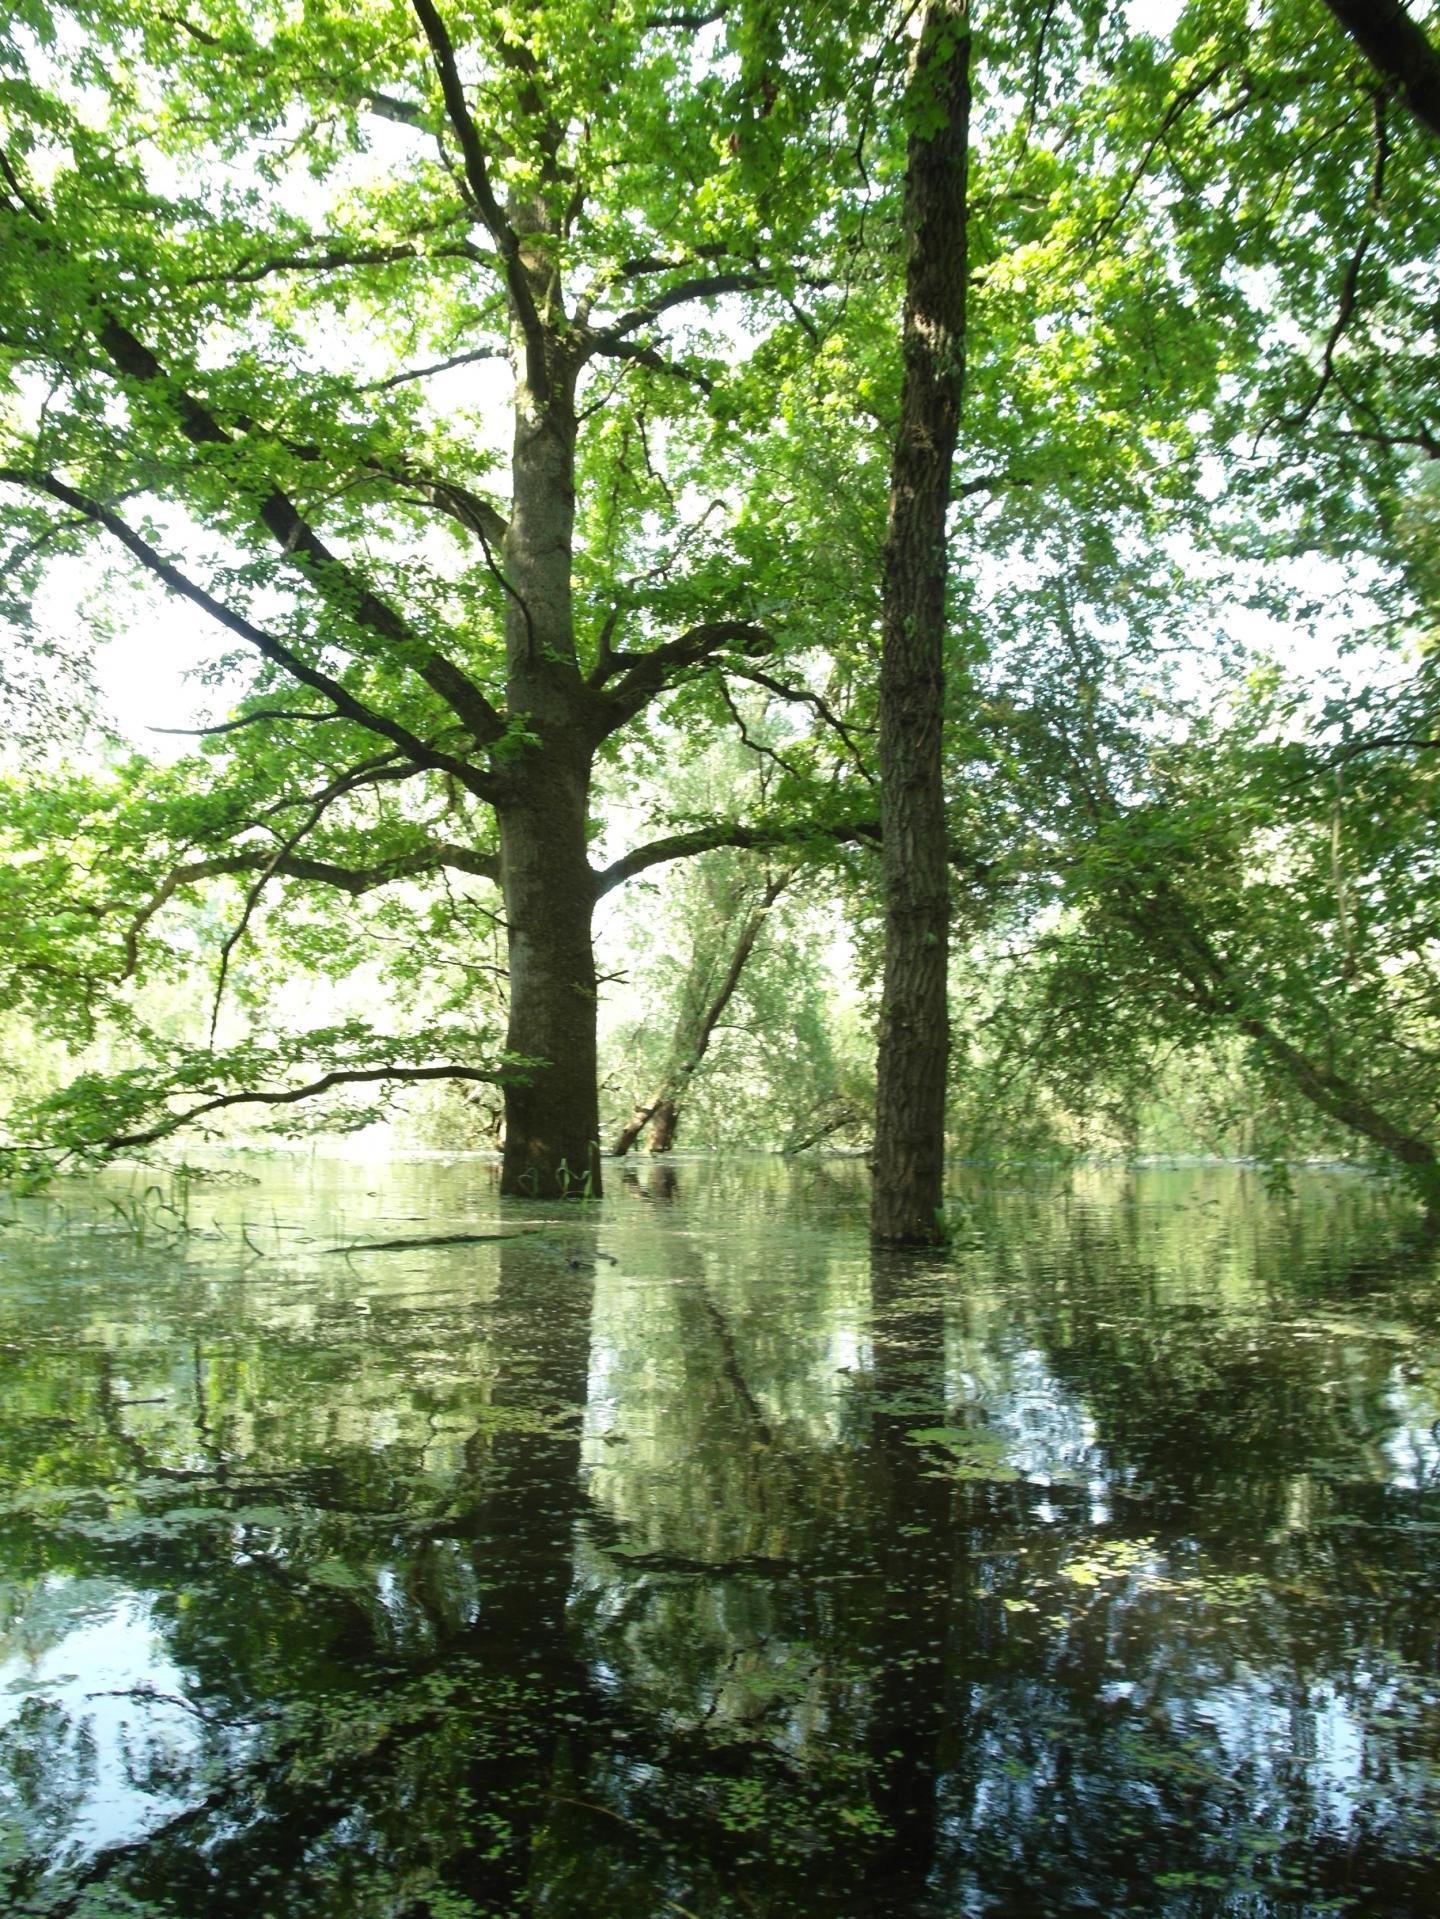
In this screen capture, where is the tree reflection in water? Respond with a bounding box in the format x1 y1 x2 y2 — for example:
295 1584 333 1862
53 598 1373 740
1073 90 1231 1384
1 1158 1438 1914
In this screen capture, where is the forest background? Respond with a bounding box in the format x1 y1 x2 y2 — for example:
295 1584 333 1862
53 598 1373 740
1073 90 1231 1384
0 0 1437 1215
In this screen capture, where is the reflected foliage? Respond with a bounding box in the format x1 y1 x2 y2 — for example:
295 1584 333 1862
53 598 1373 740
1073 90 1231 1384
2 1159 1439 1914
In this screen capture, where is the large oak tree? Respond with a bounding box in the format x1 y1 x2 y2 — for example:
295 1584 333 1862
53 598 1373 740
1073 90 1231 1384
0 0 886 1194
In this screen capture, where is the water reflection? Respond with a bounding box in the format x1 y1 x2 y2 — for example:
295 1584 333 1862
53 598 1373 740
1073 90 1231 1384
0 1160 1438 1914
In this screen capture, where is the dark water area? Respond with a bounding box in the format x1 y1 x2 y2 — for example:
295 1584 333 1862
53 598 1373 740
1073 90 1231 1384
1 1157 1439 1917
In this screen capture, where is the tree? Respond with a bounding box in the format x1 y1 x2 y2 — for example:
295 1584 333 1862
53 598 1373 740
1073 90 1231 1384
609 855 791 1158
871 0 970 1243
0 0 888 1193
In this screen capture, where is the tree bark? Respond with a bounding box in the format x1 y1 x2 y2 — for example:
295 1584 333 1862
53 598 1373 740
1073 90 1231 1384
872 1 970 1245
1320 0 1440 140
646 1096 680 1154
498 748 602 1198
493 256 604 1197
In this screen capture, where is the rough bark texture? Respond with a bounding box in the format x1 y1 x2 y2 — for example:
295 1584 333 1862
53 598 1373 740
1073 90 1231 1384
1321 0 1440 139
872 2 970 1244
492 228 604 1197
498 751 602 1197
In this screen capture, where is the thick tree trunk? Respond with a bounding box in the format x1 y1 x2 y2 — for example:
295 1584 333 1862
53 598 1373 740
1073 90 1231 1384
495 300 605 1196
872 3 970 1244
498 749 602 1198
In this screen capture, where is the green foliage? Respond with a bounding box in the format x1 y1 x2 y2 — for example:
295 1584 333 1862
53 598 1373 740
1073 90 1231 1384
1 0 1439 1182
0 1016 520 1181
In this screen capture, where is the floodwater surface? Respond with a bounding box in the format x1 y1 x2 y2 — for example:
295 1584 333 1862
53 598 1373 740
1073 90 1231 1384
1 1157 1438 1916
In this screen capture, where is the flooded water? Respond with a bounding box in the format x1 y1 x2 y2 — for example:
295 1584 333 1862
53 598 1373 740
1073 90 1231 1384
1 1156 1438 1917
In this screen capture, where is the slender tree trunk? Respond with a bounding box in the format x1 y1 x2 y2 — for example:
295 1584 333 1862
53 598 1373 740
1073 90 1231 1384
872 2 971 1244
609 873 787 1159
646 1096 680 1154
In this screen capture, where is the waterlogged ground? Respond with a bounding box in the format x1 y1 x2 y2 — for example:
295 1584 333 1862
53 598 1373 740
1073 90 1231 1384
1 1158 1439 1918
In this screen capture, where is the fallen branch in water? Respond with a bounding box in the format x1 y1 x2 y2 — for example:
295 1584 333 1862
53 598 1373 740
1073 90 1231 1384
324 1229 536 1253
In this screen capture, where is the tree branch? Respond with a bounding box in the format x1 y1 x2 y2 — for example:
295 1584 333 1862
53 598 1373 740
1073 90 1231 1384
586 334 716 394
205 749 415 1040
91 313 507 746
590 272 770 346
96 1063 513 1154
723 661 877 781
185 234 493 288
0 468 500 802
1321 0 1440 140
596 816 1000 895
409 0 552 394
1285 92 1389 432
589 619 774 720
149 707 346 738
361 345 509 392
122 840 500 978
596 818 882 895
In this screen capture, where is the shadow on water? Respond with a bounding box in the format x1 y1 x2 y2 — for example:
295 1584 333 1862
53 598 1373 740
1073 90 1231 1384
1 1159 1439 1914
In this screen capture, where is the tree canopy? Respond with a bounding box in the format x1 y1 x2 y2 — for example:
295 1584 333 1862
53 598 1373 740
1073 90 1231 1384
1 0 1438 1209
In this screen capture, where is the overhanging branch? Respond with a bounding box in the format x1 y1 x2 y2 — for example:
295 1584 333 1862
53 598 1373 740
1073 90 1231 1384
91 312 506 746
93 1063 515 1154
0 469 500 803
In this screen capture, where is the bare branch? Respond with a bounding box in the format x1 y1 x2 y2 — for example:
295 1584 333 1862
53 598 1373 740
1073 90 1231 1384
362 345 509 392
96 1063 513 1154
0 468 500 802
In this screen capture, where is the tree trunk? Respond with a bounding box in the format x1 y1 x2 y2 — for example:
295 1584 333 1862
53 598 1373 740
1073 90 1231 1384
1320 0 1440 139
646 1096 679 1154
872 2 971 1245
495 293 605 1197
498 749 602 1198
